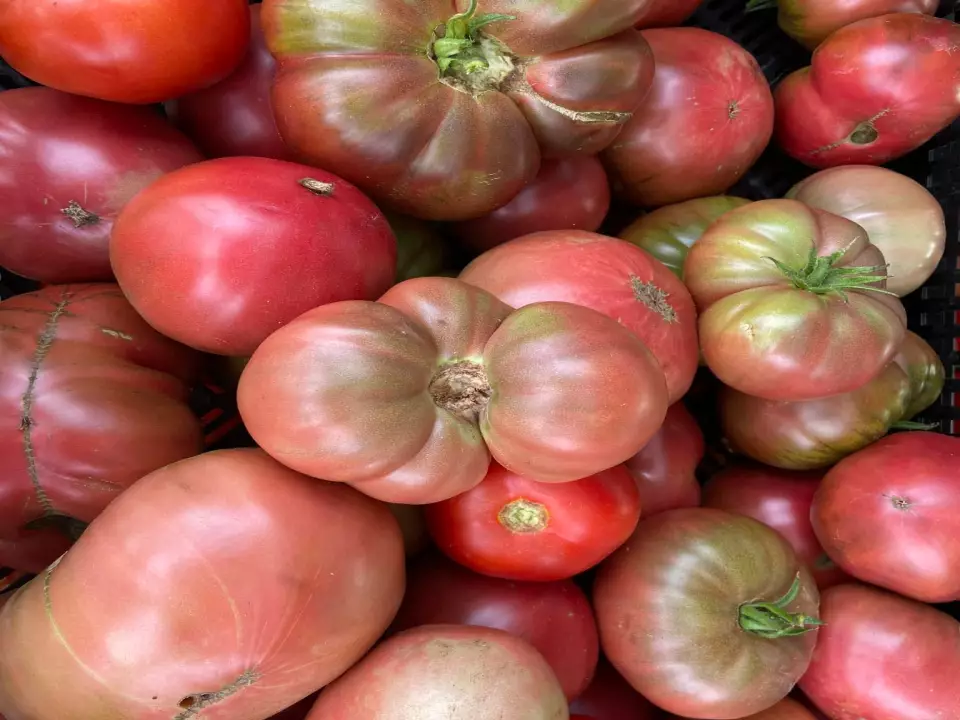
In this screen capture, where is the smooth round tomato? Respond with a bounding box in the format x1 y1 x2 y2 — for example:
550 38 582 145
391 552 599 700
110 156 397 356
702 465 850 590
0 0 250 104
624 402 704 516
569 659 663 720
460 230 697 403
0 449 406 720
635 0 705 28
425 461 641 582
165 4 292 161
602 28 774 207
684 199 907 401
812 432 960 603
799 583 960 719
594 508 821 719
0 87 203 284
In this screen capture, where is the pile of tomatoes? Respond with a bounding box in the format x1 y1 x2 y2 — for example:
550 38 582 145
0 0 958 719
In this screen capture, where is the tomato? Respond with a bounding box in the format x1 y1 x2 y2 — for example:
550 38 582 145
451 156 611 254
110 156 397 356
811 432 960 603
798 583 960 719
386 211 449 283
569 659 663 720
602 29 774 208
787 165 946 296
702 465 850 590
238 277 668 502
425 461 641 582
624 402 703 516
0 449 406 720
459 231 698 404
895 330 945 419
594 508 821 719
0 284 202 574
618 196 751 279
263 0 656 221
738 698 818 720
391 552 599 700
306 625 568 719
684 199 907 401
0 87 202 284
165 4 292 161
635 0 704 28
775 13 960 168
0 0 249 104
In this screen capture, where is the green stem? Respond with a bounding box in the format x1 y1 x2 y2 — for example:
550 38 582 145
891 420 940 431
433 2 514 74
765 247 896 300
745 0 778 10
738 574 823 639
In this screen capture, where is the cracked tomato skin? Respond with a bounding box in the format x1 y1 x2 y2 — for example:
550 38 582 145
0 87 203 284
602 28 774 208
0 449 406 720
0 284 202 574
262 0 656 221
684 199 907 402
775 13 960 168
460 230 697 404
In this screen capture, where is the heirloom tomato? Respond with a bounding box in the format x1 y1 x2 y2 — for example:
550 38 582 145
895 329 945 419
460 230 697 403
110 157 397 356
0 449 406 720
812 432 960 603
684 199 906 401
569 659 663 720
0 285 202 574
238 277 668 503
634 0 705 28
799 584 960 719
0 0 249 104
262 0 656 221
0 87 202 284
602 29 774 207
594 508 821 719
775 13 960 167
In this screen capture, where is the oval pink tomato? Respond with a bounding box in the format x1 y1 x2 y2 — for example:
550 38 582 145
110 156 397 356
0 449 407 720
460 230 698 403
569 659 663 720
0 87 203 284
602 28 774 207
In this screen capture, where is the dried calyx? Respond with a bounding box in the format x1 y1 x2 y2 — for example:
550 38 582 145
767 246 894 300
429 359 492 422
498 498 549 533
431 0 517 93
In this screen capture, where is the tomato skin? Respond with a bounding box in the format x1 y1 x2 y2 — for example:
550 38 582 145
811 432 960 603
0 87 203 284
798 583 960 719
775 13 960 168
602 29 774 207
770 0 937 49
624 402 704 516
895 330 945 419
165 5 292 161
110 156 397 356
635 0 705 28
0 449 407 720
391 552 599 700
0 0 250 104
684 199 907 402
452 156 611 254
460 230 697 404
569 659 663 720
594 508 820 719
425 461 640 582
702 465 850 590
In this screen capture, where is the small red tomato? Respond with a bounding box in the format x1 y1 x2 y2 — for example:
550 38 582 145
425 461 641 582
569 659 663 720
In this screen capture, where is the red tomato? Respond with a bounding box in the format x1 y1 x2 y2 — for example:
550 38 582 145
635 0 705 28
702 465 850 590
602 28 774 207
624 402 704 516
775 13 960 168
165 5 292 161
460 230 697 403
811 432 960 603
799 583 960 719
110 157 397 356
569 659 663 720
391 552 599 700
425 461 640 582
0 449 407 720
0 87 202 284
0 0 249 104
0 285 202 574
452 156 611 253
